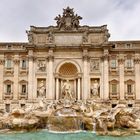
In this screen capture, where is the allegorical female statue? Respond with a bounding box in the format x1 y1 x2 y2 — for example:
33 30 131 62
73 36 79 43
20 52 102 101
91 80 99 97
37 80 46 98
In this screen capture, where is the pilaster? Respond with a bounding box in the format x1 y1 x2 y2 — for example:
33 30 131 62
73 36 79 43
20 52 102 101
28 50 34 100
82 48 89 100
0 56 4 101
103 49 109 100
118 55 125 100
13 55 20 100
48 48 54 100
134 53 140 100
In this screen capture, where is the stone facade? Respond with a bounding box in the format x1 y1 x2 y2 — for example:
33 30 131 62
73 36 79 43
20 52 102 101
0 7 140 112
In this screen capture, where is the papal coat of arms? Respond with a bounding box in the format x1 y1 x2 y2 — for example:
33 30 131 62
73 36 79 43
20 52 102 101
54 6 82 30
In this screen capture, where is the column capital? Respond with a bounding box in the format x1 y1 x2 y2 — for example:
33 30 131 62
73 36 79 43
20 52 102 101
0 59 5 65
134 58 140 64
82 55 90 61
101 54 109 61
118 58 124 65
13 59 20 64
48 55 54 61
54 73 59 78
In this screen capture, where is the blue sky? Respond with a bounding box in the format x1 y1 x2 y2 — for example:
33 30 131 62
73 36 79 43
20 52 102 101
0 0 140 42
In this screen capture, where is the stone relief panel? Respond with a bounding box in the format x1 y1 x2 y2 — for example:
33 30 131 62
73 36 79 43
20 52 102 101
37 59 46 72
54 34 82 45
89 34 105 44
90 59 100 72
37 35 47 44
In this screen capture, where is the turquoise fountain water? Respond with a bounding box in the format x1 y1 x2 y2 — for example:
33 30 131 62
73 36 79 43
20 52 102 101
0 130 140 140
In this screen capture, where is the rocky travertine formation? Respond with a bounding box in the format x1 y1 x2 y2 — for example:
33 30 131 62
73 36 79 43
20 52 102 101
0 98 140 136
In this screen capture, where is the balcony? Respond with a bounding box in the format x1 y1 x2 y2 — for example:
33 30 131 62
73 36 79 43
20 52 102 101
109 92 119 100
19 93 28 100
3 92 13 99
124 67 134 72
4 68 14 75
125 92 135 100
109 67 119 75
19 67 28 75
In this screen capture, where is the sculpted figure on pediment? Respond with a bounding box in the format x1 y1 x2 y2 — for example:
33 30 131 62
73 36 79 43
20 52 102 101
55 6 82 30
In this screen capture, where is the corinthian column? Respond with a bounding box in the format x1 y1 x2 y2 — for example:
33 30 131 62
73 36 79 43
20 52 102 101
13 55 20 100
78 78 81 100
83 53 89 100
56 77 59 100
0 56 4 100
134 54 140 100
118 56 125 100
28 50 34 100
48 48 54 100
103 49 109 100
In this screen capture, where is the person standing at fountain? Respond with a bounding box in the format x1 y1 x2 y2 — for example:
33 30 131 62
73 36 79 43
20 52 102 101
62 80 73 100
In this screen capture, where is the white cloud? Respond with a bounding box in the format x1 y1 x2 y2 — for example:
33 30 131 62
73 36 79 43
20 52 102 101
0 0 140 41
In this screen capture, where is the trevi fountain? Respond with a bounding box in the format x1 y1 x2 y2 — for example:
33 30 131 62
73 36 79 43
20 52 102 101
0 7 140 140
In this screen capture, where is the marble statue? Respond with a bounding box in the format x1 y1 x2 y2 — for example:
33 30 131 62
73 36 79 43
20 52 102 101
26 31 33 44
62 80 73 100
48 31 54 43
91 80 99 97
37 80 46 97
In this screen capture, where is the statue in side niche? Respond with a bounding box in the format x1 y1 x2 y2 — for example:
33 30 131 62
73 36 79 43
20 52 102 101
37 80 46 97
91 80 99 97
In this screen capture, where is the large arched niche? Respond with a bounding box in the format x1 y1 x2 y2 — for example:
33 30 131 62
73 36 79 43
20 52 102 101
55 60 81 78
55 60 82 100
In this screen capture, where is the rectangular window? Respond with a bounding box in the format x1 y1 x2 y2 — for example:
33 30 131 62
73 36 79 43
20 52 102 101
22 85 26 94
126 59 132 69
22 60 26 68
112 84 117 93
127 84 132 94
6 59 12 68
7 84 11 94
5 104 10 113
111 59 116 68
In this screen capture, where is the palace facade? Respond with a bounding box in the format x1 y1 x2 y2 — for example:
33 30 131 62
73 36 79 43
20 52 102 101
0 7 140 112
